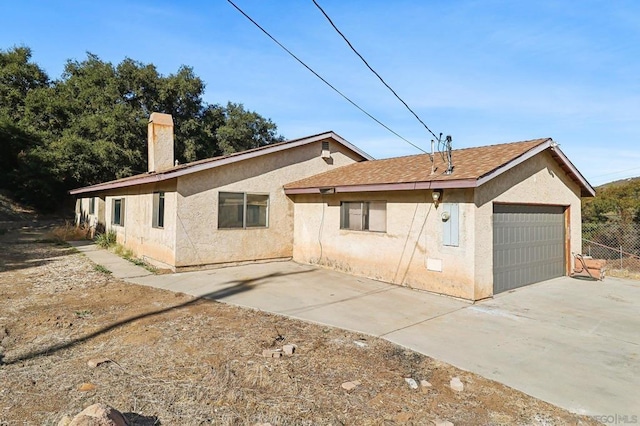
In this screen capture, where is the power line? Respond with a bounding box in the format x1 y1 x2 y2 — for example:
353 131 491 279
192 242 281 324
312 0 440 142
589 166 640 180
226 0 426 153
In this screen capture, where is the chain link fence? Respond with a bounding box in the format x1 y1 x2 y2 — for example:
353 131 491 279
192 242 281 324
582 222 640 274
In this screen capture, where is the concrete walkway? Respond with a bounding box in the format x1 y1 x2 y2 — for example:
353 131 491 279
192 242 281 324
71 241 154 279
72 242 640 418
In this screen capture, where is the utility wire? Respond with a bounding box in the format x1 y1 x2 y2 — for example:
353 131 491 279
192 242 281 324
312 0 440 142
589 166 640 179
226 0 426 153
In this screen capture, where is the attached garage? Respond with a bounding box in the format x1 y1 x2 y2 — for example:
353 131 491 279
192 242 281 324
493 204 567 294
285 137 595 301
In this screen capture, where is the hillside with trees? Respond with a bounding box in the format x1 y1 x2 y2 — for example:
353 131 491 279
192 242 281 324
0 46 284 211
582 177 640 259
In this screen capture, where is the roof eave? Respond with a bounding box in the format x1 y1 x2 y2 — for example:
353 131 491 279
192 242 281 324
475 139 553 187
284 139 596 197
474 139 595 197
549 146 596 197
68 174 166 195
284 179 480 194
70 131 373 196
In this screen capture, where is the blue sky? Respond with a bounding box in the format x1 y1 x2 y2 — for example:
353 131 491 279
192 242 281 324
2 0 638 186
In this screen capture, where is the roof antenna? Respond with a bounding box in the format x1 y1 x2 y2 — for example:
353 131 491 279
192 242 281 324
444 135 454 175
430 139 436 175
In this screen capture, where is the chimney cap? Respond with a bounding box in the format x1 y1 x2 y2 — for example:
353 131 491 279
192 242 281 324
149 112 173 126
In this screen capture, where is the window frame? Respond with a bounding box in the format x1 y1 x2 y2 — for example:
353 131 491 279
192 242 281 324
218 191 269 229
152 191 165 229
89 197 96 215
340 201 386 232
112 198 125 226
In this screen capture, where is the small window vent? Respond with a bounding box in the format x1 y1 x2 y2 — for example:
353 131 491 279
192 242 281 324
321 140 331 159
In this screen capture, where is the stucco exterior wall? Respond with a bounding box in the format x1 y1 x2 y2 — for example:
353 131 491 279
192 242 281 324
292 150 583 301
472 150 582 299
291 189 477 299
103 180 178 268
174 141 364 268
75 196 106 237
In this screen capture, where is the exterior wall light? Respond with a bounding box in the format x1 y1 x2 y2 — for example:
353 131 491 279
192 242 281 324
432 189 443 207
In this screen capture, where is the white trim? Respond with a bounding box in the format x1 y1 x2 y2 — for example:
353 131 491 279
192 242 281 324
476 140 552 187
550 146 596 196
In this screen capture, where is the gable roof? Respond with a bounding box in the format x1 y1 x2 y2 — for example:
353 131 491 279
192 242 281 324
284 138 595 197
70 131 372 195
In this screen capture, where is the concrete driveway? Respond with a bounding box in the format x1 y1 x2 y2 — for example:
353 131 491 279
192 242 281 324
73 244 639 417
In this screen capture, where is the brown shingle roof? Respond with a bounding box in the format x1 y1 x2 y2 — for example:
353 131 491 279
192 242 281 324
285 138 551 190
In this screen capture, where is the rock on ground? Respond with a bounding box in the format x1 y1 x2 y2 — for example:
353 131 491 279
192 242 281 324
450 377 464 392
59 403 128 426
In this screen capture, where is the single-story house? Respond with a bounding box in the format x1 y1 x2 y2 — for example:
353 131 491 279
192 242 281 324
72 113 595 301
71 113 372 270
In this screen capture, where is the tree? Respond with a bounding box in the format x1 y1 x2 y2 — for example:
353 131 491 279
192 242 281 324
582 178 640 257
0 47 52 207
0 46 49 122
216 102 285 155
582 179 640 224
0 47 285 210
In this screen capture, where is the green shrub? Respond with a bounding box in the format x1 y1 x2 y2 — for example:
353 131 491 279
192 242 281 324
94 230 117 248
74 309 93 318
94 264 112 274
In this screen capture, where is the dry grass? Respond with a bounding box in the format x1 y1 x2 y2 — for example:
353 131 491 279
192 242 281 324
607 268 640 280
0 228 600 426
46 222 91 242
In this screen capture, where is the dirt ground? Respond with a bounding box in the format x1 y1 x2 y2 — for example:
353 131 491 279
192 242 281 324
0 224 600 425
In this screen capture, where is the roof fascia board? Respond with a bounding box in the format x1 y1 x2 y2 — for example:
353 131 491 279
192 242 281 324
336 183 419 192
428 179 479 189
284 178 480 195
69 174 165 195
551 146 596 196
473 139 595 197
475 140 552 187
166 132 372 181
327 132 374 160
284 187 321 195
71 132 372 196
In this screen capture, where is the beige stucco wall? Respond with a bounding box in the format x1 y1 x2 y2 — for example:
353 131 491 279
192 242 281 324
173 141 364 268
103 180 178 268
75 196 106 236
291 150 583 301
291 189 477 299
472 150 582 299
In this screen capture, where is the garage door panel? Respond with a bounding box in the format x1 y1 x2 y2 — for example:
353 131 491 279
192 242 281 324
493 204 565 294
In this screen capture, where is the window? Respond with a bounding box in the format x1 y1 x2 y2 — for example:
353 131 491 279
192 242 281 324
218 192 269 229
340 201 386 232
112 198 125 226
442 203 459 246
89 197 95 215
152 191 165 228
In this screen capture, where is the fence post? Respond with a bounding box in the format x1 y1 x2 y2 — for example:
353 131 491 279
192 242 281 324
620 246 623 269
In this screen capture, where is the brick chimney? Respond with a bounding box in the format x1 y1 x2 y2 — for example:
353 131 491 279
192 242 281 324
148 112 174 172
